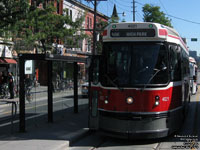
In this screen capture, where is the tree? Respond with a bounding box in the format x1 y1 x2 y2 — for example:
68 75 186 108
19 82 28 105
13 1 86 53
142 4 172 27
0 0 29 44
0 0 29 28
96 18 108 54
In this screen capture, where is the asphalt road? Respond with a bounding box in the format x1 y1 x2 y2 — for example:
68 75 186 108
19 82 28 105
70 89 200 150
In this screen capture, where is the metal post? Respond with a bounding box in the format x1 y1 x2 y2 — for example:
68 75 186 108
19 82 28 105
93 0 97 55
19 58 25 132
133 0 135 22
11 102 14 133
47 61 53 122
74 62 78 113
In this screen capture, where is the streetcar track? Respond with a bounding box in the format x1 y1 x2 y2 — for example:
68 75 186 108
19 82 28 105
155 142 161 150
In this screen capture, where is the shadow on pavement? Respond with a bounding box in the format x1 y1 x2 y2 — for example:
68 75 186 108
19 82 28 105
0 104 89 142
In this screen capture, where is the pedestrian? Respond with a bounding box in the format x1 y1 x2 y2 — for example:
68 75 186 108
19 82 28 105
25 74 32 88
8 72 14 99
56 73 60 90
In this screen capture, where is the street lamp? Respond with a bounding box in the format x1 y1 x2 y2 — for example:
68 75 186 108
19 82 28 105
118 12 126 22
118 12 126 17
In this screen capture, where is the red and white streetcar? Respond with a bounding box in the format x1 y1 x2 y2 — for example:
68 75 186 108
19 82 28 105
189 57 198 95
89 22 190 139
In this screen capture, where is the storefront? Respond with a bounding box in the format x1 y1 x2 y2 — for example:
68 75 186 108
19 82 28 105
0 44 18 81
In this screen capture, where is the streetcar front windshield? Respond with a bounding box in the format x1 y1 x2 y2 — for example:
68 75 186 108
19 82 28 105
101 42 169 87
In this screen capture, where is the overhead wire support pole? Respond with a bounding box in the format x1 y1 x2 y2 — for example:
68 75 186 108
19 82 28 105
133 0 135 22
85 0 107 55
93 0 97 55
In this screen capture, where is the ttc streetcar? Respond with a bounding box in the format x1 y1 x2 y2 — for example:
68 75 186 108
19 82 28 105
89 22 190 139
189 57 198 95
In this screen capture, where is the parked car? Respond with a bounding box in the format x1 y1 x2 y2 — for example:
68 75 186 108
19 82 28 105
81 82 88 97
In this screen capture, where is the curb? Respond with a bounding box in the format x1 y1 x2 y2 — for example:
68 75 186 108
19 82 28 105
54 141 70 150
67 128 90 145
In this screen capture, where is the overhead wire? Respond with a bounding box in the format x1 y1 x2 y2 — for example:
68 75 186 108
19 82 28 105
80 0 200 43
136 1 200 26
97 2 108 14
82 0 200 26
158 0 178 30
108 0 132 13
137 12 143 21
113 0 132 8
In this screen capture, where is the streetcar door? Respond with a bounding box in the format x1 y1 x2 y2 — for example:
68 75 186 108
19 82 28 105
88 56 101 130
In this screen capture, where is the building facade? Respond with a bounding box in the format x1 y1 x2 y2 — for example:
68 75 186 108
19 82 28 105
27 0 109 85
63 0 109 54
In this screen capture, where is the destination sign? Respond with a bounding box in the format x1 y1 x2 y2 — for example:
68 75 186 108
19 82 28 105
110 29 155 37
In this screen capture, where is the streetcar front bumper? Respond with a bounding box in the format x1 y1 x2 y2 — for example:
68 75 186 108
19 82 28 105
98 108 183 139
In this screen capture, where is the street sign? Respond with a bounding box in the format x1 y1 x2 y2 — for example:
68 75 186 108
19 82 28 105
191 38 197 42
25 60 33 74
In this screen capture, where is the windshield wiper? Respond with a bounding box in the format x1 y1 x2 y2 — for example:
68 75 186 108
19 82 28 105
141 66 167 92
104 74 124 92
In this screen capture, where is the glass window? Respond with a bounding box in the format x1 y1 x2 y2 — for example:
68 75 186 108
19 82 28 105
169 45 181 81
70 10 72 20
57 1 60 14
90 18 92 28
102 42 169 87
87 17 89 29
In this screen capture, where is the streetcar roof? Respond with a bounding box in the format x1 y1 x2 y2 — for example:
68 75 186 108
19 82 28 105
103 22 188 53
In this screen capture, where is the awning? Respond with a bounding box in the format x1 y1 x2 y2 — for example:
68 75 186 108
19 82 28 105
0 58 17 64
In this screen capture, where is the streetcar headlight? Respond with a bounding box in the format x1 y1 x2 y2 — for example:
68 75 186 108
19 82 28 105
104 100 109 104
155 101 160 106
126 97 134 104
155 95 160 106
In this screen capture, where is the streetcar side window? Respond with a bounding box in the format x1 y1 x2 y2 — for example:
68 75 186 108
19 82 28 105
182 48 189 77
169 45 181 81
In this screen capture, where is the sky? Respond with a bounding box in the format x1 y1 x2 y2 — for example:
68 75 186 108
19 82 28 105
81 0 200 55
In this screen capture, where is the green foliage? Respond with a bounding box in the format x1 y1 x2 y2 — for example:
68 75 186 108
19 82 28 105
0 0 29 44
0 0 29 28
12 1 85 53
143 4 172 27
108 16 119 24
96 19 108 54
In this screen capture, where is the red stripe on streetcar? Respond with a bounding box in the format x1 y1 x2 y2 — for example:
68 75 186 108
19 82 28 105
168 34 180 39
168 35 188 51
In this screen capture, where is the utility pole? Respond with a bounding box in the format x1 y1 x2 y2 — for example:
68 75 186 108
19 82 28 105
93 0 97 55
133 0 135 22
85 0 107 55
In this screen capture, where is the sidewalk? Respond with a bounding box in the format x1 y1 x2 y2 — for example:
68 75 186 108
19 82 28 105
0 106 89 150
0 86 90 150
